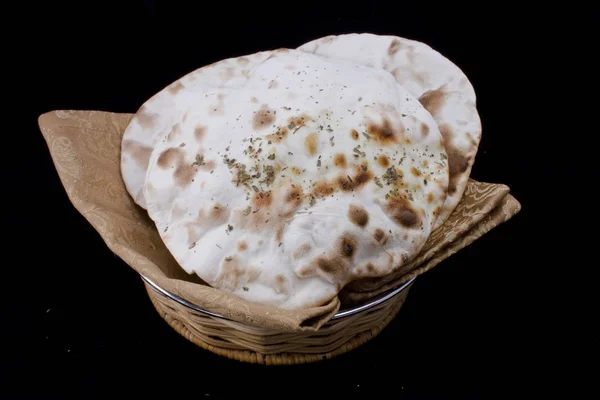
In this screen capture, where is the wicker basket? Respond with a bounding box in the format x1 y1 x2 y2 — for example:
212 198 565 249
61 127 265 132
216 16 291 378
37 110 521 366
141 274 414 365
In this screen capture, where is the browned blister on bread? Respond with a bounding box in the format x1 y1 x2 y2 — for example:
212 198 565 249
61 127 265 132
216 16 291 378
142 50 448 309
298 34 481 228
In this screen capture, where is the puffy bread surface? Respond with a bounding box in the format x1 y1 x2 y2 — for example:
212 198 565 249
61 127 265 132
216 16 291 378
143 49 449 309
298 34 481 228
121 51 273 208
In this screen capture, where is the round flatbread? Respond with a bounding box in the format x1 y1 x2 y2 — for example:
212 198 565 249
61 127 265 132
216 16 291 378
121 51 273 208
298 33 481 228
143 49 449 309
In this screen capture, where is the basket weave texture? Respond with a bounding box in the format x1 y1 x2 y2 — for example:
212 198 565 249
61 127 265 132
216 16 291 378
145 280 412 365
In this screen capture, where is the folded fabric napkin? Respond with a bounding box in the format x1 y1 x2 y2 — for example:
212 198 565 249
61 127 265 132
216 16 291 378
38 110 520 332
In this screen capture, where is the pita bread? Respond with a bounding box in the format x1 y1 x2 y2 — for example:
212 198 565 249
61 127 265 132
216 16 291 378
298 33 481 228
142 49 449 309
120 51 273 208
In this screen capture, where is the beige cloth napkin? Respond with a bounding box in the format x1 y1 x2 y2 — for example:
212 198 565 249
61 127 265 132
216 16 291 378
38 110 521 332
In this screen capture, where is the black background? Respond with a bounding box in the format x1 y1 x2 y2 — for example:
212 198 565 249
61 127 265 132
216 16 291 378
3 1 592 398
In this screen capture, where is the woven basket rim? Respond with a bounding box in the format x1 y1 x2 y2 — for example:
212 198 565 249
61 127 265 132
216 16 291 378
140 274 415 321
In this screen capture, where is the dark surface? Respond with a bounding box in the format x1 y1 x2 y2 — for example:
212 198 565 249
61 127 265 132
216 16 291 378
3 1 589 398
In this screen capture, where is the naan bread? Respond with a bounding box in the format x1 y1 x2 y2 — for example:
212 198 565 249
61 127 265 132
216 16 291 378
121 51 273 208
143 49 449 309
298 33 481 228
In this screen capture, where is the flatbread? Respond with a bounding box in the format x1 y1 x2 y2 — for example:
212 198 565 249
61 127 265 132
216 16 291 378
298 33 481 228
143 49 449 309
120 51 272 208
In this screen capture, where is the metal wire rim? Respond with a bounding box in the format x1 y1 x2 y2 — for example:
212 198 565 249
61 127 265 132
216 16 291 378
140 274 415 321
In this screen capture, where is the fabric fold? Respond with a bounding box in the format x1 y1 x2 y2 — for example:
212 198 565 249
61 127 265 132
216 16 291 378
38 110 520 332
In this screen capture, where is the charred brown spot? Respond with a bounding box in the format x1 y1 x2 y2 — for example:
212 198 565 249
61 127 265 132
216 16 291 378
348 205 369 227
252 104 275 129
312 181 336 198
274 275 287 293
420 90 447 117
172 203 186 219
428 193 435 204
275 224 285 242
250 97 259 103
186 224 199 247
237 241 248 251
252 191 273 208
316 257 346 276
166 124 182 142
122 140 152 168
421 123 430 137
377 154 390 168
340 234 358 258
285 186 303 205
194 125 206 141
356 169 374 185
337 176 353 192
422 160 429 167
265 127 288 143
289 114 312 127
202 159 216 170
304 132 318 156
350 129 359 140
280 192 303 220
386 196 420 229
214 256 243 291
439 124 470 195
391 67 407 83
366 263 376 273
157 148 183 168
168 81 185 95
174 165 197 186
247 266 260 282
411 167 422 177
211 203 227 220
367 118 400 145
338 168 373 192
334 153 347 168
374 228 387 244
291 166 302 175
298 266 315 277
293 243 312 259
268 80 279 89
135 106 157 129
388 39 402 56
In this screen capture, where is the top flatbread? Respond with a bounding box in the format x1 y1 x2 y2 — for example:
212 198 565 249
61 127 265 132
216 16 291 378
142 49 449 309
298 33 481 228
121 51 272 208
